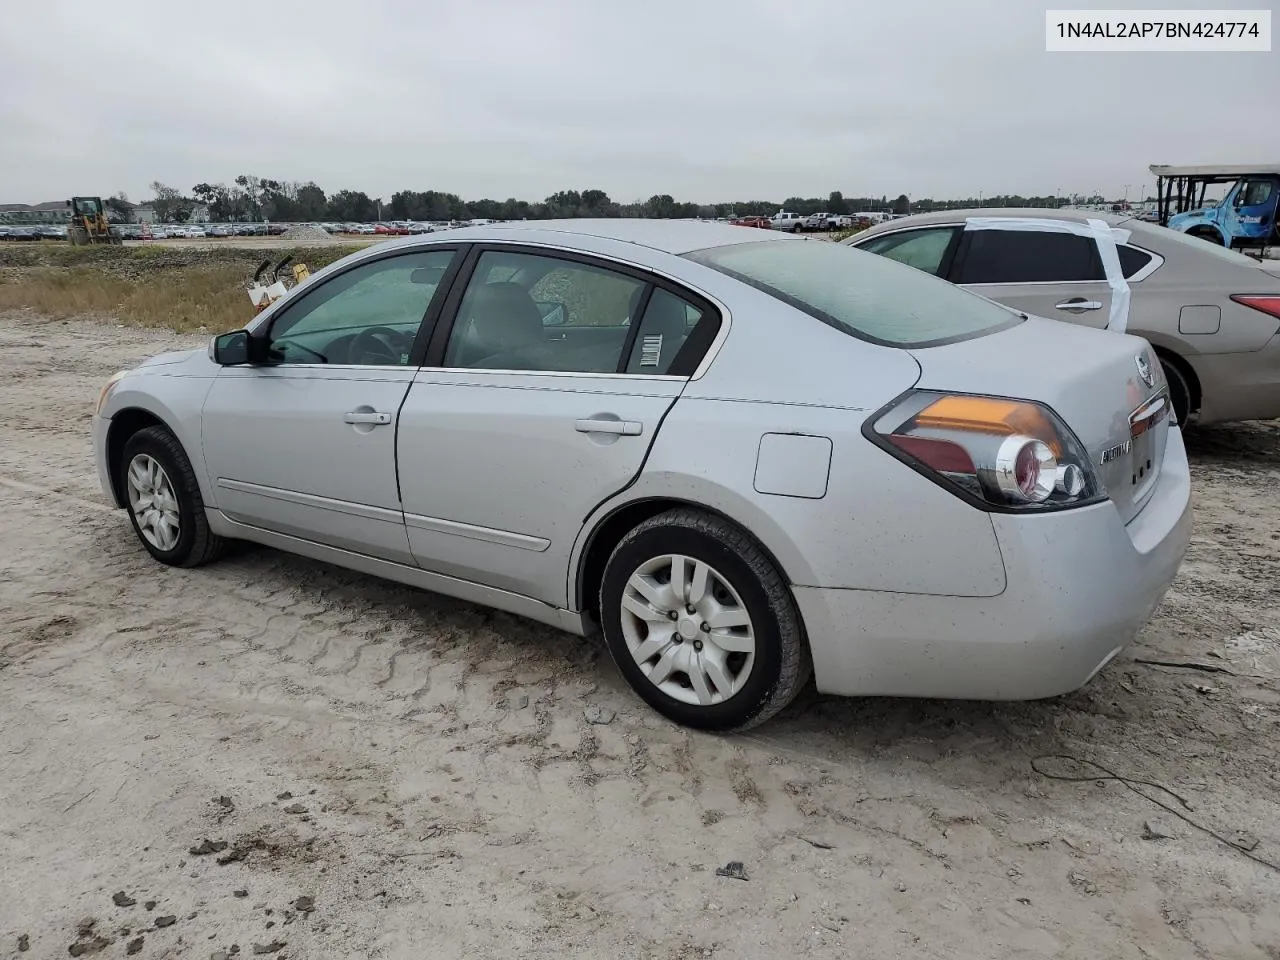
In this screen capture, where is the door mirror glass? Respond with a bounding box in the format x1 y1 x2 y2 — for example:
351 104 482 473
411 265 448 284
211 330 251 365
537 300 568 326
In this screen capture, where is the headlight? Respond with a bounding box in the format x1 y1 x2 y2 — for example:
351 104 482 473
95 370 129 415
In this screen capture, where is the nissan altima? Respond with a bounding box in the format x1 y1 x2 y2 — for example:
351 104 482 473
92 220 1191 730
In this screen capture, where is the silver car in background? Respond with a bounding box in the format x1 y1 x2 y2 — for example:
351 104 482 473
92 221 1190 730
846 209 1280 426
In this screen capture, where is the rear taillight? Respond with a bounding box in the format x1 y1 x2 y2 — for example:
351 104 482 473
868 391 1104 511
1231 295 1280 320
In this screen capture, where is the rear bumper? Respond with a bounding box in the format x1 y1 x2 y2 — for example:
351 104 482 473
798 426 1192 700
1191 332 1280 424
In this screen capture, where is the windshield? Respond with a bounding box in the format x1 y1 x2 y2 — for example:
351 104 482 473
683 239 1021 348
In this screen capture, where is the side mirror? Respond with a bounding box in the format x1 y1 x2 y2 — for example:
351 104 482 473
537 300 568 326
210 330 252 365
411 266 447 284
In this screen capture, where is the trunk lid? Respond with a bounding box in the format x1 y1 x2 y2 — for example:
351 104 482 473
909 317 1168 525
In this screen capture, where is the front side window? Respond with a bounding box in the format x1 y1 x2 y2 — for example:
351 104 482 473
685 240 1019 348
266 250 456 365
954 229 1105 284
853 227 958 276
1240 180 1274 207
443 251 645 373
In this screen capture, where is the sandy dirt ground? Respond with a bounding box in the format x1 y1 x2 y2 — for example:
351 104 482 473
2 309 1279 960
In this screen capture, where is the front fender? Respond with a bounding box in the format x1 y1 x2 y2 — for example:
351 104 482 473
99 375 219 507
1167 211 1219 235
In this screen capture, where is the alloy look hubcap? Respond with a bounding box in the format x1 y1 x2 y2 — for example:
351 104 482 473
126 454 181 552
620 554 756 707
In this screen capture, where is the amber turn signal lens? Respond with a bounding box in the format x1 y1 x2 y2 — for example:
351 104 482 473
913 396 1063 457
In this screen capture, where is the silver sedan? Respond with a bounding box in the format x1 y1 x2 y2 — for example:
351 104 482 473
92 220 1191 730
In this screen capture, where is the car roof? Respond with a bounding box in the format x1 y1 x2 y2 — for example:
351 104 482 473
425 218 794 254
859 208 1134 230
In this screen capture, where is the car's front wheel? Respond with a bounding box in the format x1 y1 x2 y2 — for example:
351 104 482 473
119 425 226 568
599 509 810 731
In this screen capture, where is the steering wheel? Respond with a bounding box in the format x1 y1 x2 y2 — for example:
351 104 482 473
349 326 405 365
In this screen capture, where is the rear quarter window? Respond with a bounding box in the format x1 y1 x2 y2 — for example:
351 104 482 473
684 239 1022 348
1117 245 1154 278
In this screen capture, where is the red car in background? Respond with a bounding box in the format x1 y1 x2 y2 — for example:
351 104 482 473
730 215 772 229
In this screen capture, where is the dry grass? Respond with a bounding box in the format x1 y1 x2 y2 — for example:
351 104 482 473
0 263 254 333
0 244 360 334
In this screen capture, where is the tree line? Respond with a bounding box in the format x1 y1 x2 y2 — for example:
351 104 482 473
103 178 1115 224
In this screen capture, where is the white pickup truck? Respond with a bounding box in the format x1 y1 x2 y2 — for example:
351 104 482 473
770 211 804 232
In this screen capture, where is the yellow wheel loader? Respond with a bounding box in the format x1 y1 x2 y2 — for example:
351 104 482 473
66 197 122 245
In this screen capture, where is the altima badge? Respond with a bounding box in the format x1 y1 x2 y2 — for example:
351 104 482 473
1136 353 1155 388
1099 440 1133 465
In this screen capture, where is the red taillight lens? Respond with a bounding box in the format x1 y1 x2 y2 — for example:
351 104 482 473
1231 295 1280 320
887 435 976 475
870 392 1104 511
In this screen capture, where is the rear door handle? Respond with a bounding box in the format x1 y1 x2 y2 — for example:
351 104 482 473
344 411 392 425
1055 298 1104 312
574 418 643 436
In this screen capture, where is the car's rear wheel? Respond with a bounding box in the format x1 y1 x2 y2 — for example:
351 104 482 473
120 426 226 568
599 509 810 731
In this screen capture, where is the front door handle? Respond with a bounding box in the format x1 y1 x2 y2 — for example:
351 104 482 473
344 411 392 425
574 418 643 436
1055 298 1104 312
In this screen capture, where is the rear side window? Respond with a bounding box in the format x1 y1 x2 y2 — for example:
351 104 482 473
684 240 1021 349
955 229 1104 283
624 288 701 374
1117 245 1154 278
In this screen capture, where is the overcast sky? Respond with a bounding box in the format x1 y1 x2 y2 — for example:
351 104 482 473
2 0 1276 205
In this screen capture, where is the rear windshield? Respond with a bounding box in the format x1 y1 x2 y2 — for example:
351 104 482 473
683 239 1021 348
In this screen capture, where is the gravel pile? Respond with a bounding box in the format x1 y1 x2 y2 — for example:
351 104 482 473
278 224 333 242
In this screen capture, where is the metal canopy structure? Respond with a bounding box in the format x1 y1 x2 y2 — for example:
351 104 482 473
1150 163 1280 179
1149 163 1280 227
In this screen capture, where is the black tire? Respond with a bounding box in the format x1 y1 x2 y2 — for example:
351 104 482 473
119 425 226 567
599 508 810 731
1159 357 1193 426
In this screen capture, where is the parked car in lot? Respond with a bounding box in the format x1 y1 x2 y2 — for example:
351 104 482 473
847 209 1280 425
729 215 772 229
92 220 1189 730
801 212 833 231
770 211 804 232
